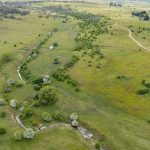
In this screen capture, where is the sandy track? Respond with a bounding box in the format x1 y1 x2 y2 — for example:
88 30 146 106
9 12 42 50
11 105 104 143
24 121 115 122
115 23 150 51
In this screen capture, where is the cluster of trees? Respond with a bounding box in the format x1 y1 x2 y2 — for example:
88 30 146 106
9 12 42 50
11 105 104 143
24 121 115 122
52 67 80 91
64 55 79 68
32 76 51 91
14 128 34 141
14 112 79 141
109 2 122 7
19 105 33 119
0 1 33 8
52 55 80 91
81 46 104 69
129 25 150 34
42 110 65 123
52 67 69 81
42 111 65 122
0 6 29 19
20 34 52 80
70 113 79 128
44 5 72 14
19 86 57 119
3 78 23 93
69 12 109 51
52 55 79 81
132 11 149 21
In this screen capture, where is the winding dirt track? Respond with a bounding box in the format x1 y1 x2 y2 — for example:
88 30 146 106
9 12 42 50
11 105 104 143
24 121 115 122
115 23 150 52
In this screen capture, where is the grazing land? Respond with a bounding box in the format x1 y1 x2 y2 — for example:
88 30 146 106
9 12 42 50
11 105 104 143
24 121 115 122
0 1 150 150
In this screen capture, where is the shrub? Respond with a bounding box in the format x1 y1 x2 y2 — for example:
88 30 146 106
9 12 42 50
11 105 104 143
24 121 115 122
33 84 41 91
43 75 51 85
19 106 33 119
0 127 6 134
137 89 149 95
71 120 79 127
0 53 12 64
32 93 39 99
53 43 58 47
117 75 127 80
75 87 80 92
3 86 11 93
42 112 52 122
0 111 6 117
23 128 34 139
7 79 15 86
32 101 40 107
70 113 78 120
10 99 17 108
65 55 79 68
38 86 57 105
19 113 26 120
142 80 150 88
32 77 43 86
52 68 69 81
0 99 4 106
22 106 33 117
14 131 22 141
53 58 60 64
95 142 101 149
67 79 78 87
96 63 101 68
15 82 23 87
53 111 64 121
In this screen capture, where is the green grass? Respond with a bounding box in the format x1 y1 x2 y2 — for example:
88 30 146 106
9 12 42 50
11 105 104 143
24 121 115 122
0 124 93 150
1 2 150 150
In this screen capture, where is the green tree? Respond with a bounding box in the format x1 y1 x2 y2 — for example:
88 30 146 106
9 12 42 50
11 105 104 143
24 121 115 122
38 86 57 105
42 112 52 122
14 131 22 141
23 128 34 139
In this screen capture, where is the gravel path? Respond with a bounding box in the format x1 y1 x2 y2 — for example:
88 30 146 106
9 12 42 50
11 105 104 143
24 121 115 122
17 67 26 83
15 114 93 140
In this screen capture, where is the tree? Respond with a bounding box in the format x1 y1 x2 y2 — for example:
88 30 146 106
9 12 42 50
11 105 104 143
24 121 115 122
53 111 64 121
0 99 4 106
0 111 6 117
23 128 34 139
10 99 17 108
42 112 52 122
70 113 78 120
71 120 79 127
14 131 22 141
0 127 6 134
38 86 57 105
20 106 33 118
7 79 15 86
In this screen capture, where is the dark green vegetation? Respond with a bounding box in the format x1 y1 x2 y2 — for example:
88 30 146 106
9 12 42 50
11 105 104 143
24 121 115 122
132 11 150 21
0 1 150 150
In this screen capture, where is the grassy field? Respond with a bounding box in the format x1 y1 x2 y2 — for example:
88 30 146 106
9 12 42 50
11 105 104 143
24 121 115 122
0 1 150 150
